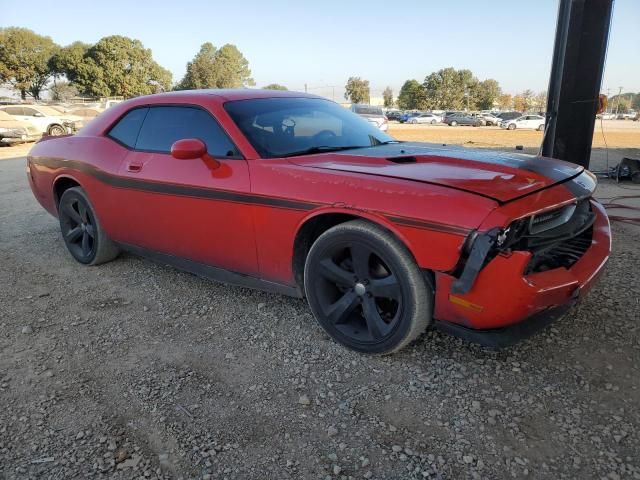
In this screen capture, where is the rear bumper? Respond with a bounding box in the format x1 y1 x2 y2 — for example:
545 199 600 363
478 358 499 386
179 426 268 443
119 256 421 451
433 200 611 344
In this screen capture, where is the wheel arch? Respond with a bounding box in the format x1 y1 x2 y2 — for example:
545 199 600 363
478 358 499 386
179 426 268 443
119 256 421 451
52 175 82 211
291 207 420 292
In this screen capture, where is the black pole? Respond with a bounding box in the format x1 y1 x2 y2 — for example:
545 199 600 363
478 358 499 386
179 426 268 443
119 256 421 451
541 0 614 168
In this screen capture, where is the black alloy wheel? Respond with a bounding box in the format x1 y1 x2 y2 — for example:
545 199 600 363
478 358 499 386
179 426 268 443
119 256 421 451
58 187 120 265
304 220 432 354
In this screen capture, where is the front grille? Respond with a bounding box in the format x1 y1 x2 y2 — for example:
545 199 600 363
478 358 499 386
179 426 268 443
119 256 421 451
529 203 576 234
525 226 593 274
502 199 595 274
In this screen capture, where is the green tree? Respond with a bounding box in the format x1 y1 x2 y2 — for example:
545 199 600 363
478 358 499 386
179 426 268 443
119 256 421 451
263 83 288 90
513 89 535 112
50 36 171 97
473 79 501 110
50 80 78 102
178 42 254 89
382 86 394 108
423 67 479 110
0 27 59 100
497 93 513 110
48 41 93 86
397 79 424 110
344 77 370 104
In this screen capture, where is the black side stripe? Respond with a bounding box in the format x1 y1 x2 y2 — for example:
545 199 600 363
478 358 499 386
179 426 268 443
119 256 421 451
386 215 471 236
32 156 471 236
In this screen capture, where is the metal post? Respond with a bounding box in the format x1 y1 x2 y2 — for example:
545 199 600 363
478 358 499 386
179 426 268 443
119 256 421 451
541 0 614 168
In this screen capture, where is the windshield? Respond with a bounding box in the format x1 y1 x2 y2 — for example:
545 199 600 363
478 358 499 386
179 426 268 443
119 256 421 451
36 106 65 116
224 97 394 158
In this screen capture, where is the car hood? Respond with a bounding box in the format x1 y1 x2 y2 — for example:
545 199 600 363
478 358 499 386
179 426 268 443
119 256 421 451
287 142 584 203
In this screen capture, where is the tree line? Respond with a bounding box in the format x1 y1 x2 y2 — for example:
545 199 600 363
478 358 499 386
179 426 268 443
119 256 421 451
2 27 560 112
0 27 257 100
346 68 548 112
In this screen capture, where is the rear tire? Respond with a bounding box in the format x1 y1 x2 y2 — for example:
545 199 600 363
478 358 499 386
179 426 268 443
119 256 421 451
58 187 120 265
304 220 432 354
537 124 545 131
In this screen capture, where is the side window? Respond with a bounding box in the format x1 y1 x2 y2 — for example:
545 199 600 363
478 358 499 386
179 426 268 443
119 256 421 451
108 108 148 148
135 106 239 158
22 108 38 116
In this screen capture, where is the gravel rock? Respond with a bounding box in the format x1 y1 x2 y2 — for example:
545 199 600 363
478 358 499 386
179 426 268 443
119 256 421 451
0 154 639 480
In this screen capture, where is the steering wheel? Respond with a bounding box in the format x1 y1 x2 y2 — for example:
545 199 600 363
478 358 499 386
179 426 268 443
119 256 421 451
281 117 296 136
313 129 337 142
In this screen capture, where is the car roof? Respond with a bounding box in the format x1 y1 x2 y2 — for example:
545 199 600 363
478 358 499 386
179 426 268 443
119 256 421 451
135 88 324 103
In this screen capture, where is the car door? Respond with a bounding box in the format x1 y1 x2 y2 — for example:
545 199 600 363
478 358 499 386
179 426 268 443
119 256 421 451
21 107 51 133
110 105 259 276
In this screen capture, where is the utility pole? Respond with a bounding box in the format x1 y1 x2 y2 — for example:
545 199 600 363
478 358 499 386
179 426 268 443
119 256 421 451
541 0 614 167
304 83 308 93
614 86 623 115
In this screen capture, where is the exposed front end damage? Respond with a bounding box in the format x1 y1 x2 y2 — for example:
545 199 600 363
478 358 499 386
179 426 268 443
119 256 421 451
434 171 611 346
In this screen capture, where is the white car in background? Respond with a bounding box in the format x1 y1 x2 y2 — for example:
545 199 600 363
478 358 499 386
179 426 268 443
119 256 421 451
408 113 442 124
351 104 389 132
478 113 501 126
500 114 545 131
0 105 82 136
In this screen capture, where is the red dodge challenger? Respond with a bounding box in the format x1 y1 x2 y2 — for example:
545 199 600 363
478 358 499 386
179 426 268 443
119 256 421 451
27 90 611 354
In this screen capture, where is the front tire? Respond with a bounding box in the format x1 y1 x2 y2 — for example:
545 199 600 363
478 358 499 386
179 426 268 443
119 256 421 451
48 124 66 136
58 187 120 265
537 124 545 131
507 123 516 130
450 121 457 126
304 220 432 354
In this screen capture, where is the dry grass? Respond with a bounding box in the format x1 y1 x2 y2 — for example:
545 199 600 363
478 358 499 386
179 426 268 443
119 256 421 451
389 120 640 150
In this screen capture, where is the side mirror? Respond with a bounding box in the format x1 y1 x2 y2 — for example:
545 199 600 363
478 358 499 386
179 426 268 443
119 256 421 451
170 138 207 160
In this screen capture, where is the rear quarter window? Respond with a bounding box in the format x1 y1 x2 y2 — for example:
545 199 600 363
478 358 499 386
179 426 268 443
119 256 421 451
108 108 149 148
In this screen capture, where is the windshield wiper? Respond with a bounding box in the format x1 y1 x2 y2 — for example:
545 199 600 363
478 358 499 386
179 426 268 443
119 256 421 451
280 145 365 158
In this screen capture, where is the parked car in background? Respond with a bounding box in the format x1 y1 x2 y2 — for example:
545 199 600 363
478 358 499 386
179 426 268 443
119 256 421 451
0 105 82 136
477 113 501 126
385 110 403 121
68 107 105 119
500 115 545 131
408 113 442 124
351 104 388 132
399 111 420 123
495 111 523 122
0 110 42 145
597 112 617 120
443 113 482 126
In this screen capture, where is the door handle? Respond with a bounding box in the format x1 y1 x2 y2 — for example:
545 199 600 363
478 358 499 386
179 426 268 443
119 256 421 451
126 162 143 173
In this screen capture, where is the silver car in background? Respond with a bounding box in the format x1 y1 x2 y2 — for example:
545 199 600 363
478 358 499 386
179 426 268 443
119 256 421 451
351 104 389 132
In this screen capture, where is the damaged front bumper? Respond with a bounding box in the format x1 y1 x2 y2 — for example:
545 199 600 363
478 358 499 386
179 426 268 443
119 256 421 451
433 200 611 346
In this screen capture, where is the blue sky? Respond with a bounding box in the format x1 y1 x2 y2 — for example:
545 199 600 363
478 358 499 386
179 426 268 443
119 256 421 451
2 0 638 99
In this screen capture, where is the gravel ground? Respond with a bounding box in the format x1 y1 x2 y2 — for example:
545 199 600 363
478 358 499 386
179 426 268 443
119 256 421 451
1 154 639 480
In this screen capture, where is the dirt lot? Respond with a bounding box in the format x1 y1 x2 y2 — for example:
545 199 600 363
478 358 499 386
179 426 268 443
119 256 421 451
1 140 640 479
389 119 640 150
